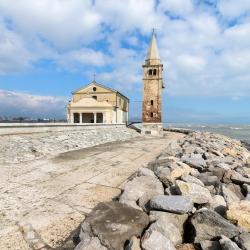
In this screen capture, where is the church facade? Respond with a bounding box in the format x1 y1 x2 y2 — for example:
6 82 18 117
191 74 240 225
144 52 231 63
67 81 129 124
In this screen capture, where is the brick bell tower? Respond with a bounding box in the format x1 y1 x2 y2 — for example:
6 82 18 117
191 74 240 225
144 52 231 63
142 30 164 136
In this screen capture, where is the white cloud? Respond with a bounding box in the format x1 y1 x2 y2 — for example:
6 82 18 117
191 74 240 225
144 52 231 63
0 0 250 100
218 0 250 19
57 48 110 71
0 0 102 48
0 90 67 118
158 0 194 16
0 19 33 74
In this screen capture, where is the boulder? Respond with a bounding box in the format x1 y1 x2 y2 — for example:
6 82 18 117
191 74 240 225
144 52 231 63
75 237 107 250
124 236 141 250
176 180 212 204
226 183 244 200
207 195 227 216
231 171 250 185
119 176 163 209
221 185 240 205
154 161 192 186
211 167 226 181
242 166 250 178
234 232 250 250
141 229 175 250
181 174 204 187
79 201 149 250
226 200 250 232
222 148 239 158
149 195 193 214
138 192 157 212
176 244 196 250
191 209 240 243
200 240 221 250
219 235 241 250
137 167 156 178
198 173 220 187
149 216 182 246
181 154 207 171
154 166 172 186
242 184 250 196
149 211 188 237
216 163 232 171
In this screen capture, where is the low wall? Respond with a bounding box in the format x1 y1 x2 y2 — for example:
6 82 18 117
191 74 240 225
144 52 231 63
0 123 126 135
0 124 139 164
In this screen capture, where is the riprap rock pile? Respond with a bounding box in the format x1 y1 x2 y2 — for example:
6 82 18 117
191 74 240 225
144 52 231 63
74 131 250 250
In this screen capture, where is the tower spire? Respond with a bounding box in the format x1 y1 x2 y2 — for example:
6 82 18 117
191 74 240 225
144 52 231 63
146 29 160 61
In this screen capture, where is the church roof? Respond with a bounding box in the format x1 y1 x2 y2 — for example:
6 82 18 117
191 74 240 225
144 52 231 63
146 30 160 61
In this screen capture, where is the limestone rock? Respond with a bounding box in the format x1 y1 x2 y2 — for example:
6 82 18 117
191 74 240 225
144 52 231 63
242 166 250 178
222 185 240 205
125 236 141 250
191 209 240 243
242 184 250 196
79 201 149 250
119 176 163 209
211 167 226 181
198 173 220 187
149 216 182 245
154 161 192 186
181 154 207 171
222 148 239 158
226 183 244 200
226 200 250 232
137 167 156 178
149 211 188 237
75 237 107 250
141 229 175 250
181 174 204 187
176 244 196 250
207 195 227 216
176 180 212 204
154 167 172 186
219 235 241 250
234 232 250 250
200 240 221 250
231 171 250 185
149 195 193 214
138 192 157 212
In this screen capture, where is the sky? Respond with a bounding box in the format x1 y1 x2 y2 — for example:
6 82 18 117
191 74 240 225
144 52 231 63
0 0 250 124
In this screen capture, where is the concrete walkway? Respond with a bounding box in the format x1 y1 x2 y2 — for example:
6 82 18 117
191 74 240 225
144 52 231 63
0 132 183 249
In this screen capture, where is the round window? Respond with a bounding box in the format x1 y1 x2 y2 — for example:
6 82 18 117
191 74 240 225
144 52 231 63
93 87 97 91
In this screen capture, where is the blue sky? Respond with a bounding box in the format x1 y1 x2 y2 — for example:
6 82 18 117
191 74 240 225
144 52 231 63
0 0 250 123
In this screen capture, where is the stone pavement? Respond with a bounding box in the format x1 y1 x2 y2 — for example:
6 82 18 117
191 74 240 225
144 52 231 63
0 132 183 250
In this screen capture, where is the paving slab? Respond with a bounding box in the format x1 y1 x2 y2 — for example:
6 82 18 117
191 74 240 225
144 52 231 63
0 132 183 249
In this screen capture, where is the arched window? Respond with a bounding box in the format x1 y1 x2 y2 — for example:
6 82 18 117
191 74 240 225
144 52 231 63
153 69 157 75
148 69 153 75
92 96 97 100
150 112 153 118
93 87 97 91
150 100 153 106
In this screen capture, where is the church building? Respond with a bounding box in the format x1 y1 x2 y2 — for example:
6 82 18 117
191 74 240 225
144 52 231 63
67 81 129 124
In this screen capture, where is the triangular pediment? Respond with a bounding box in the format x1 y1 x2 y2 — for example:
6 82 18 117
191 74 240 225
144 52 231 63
73 81 116 94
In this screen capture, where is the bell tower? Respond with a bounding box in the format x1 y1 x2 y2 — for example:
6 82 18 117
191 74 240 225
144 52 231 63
142 30 164 135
